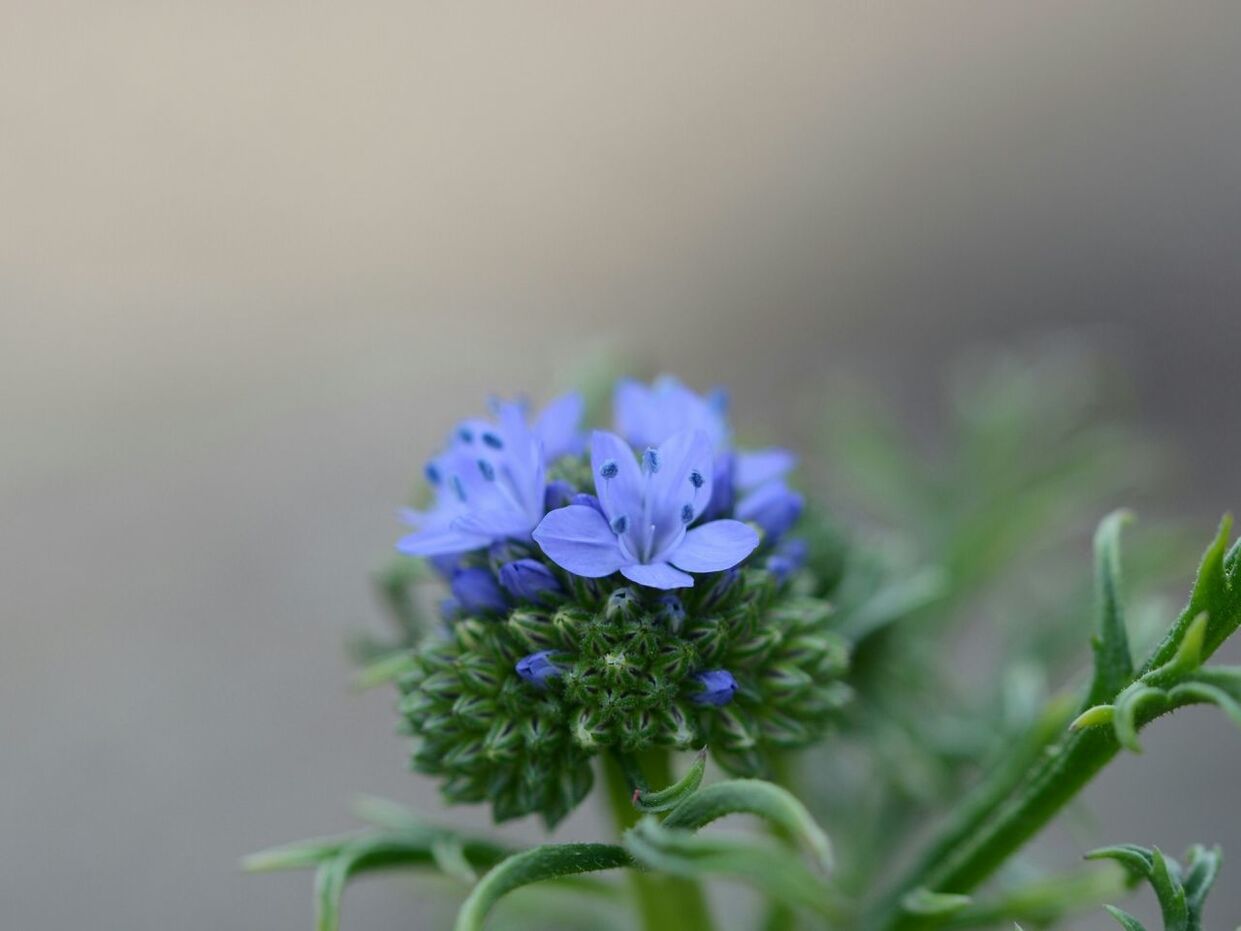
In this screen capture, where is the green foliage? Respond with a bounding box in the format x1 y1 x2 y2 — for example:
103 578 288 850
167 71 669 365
397 569 850 826
1088 844 1223 931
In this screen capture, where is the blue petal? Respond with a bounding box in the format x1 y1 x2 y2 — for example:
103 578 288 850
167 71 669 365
735 480 804 539
498 558 562 602
650 429 714 523
533 392 585 460
396 526 490 557
668 519 759 573
734 448 796 489
453 507 536 540
619 561 694 590
692 669 738 706
532 505 627 578
590 431 643 527
451 567 508 613
614 378 661 448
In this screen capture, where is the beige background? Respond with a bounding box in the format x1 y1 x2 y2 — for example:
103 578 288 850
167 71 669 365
3 3 1240 928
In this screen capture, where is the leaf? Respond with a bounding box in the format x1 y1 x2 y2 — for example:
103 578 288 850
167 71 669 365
1091 843 1223 931
1087 511 1136 706
1069 703 1115 732
623 818 840 917
900 887 972 917
454 844 631 931
432 836 478 884
1105 905 1149 931
633 748 707 813
1087 844 1157 877
313 836 459 931
836 566 948 641
242 835 354 872
662 778 834 872
352 649 418 690
1112 685 1168 753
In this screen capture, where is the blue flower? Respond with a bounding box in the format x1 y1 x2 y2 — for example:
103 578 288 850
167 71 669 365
765 537 808 582
735 479 804 540
515 650 561 687
692 669 739 706
397 393 584 557
450 566 508 614
532 430 759 590
498 558 563 603
614 376 798 520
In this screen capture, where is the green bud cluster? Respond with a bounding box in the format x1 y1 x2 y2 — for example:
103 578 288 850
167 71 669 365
396 569 851 827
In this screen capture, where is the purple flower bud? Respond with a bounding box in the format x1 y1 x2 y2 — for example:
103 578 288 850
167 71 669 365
516 650 561 688
498 559 562 603
450 567 508 614
692 669 738 706
543 480 575 511
702 566 741 607
736 481 804 540
766 538 809 582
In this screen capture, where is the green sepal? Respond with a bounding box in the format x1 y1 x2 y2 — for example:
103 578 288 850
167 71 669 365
1105 905 1149 931
1087 510 1135 707
900 887 973 917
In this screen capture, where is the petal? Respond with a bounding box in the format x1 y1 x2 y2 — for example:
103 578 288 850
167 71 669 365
533 392 585 460
613 378 660 447
532 505 627 578
668 519 759 573
453 507 535 540
735 480 804 538
396 526 489 557
649 430 714 521
734 448 797 489
590 431 643 526
620 561 694 590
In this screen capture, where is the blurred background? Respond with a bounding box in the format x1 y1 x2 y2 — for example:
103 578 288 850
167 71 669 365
2 2 1239 928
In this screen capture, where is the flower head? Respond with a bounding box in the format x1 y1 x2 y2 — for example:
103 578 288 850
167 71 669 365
533 430 759 590
397 393 584 557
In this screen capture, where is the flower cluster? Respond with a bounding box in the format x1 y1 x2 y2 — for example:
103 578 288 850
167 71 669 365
392 377 845 825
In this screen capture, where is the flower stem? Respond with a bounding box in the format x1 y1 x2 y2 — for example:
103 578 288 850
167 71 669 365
603 751 714 931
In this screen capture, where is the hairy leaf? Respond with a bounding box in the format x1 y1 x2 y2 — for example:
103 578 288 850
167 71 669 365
662 778 834 871
454 844 631 931
633 748 707 813
1087 510 1135 706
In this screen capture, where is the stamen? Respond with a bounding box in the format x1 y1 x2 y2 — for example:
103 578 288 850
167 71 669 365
424 462 442 486
458 427 474 443
689 469 704 489
477 459 496 481
482 431 503 449
611 514 629 535
643 448 660 473
452 475 467 502
681 504 694 524
600 460 619 479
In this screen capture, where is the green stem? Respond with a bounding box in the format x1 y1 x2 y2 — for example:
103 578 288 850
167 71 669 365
603 751 714 931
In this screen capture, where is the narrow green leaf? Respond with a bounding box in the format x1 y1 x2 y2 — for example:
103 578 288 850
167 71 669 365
901 887 972 917
1088 510 1136 706
836 566 948 641
1181 844 1222 918
1105 905 1149 931
623 818 840 917
454 844 631 931
1112 685 1168 752
1167 681 1241 729
352 650 417 690
242 835 353 873
1151 848 1189 931
432 836 478 884
1069 704 1115 732
1086 844 1156 878
662 778 834 872
633 748 707 813
314 836 452 931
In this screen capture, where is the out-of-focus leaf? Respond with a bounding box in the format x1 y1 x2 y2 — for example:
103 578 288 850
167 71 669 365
1088 511 1135 706
623 818 841 917
900 887 972 917
454 844 631 931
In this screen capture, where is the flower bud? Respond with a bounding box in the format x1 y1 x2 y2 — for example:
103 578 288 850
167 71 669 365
737 480 804 540
515 650 561 688
450 567 507 615
691 669 739 707
499 558 563 603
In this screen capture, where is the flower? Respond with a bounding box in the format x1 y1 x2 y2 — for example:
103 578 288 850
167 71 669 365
397 393 584 557
515 650 561 687
613 375 798 521
692 669 739 706
765 538 809 583
450 566 508 614
532 429 759 590
498 558 562 603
